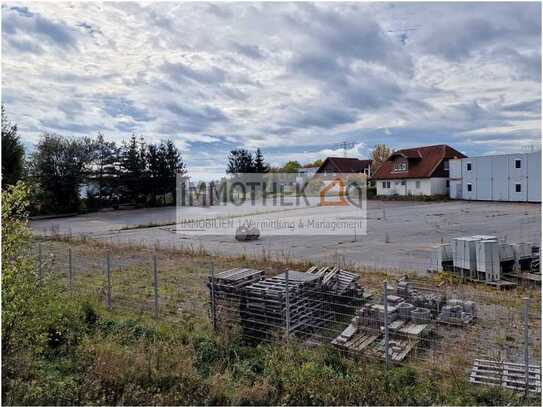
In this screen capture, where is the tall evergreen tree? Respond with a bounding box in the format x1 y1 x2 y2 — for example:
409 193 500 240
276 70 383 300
1 106 25 189
119 135 147 204
163 140 185 203
226 149 254 174
90 133 118 207
253 148 270 173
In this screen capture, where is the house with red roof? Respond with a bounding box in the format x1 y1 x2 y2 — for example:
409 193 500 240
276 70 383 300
372 144 467 196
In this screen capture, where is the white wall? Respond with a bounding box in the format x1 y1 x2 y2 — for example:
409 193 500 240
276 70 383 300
430 178 449 195
377 178 434 196
449 152 541 202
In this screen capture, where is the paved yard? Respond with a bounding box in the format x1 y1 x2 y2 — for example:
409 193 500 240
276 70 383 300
31 200 541 274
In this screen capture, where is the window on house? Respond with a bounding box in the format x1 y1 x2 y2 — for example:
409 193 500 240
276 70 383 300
386 181 391 188
466 163 472 171
446 180 450 188
444 161 449 171
401 180 406 186
382 181 386 189
515 184 522 193
415 180 420 189
515 159 521 169
467 183 472 192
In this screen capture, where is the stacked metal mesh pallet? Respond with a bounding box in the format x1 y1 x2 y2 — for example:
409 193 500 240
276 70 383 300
241 270 326 341
207 265 365 343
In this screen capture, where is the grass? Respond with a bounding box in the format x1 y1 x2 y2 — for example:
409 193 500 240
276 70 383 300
26 235 542 405
4 293 537 406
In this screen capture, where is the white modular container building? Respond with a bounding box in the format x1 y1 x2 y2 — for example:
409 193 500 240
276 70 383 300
448 151 541 202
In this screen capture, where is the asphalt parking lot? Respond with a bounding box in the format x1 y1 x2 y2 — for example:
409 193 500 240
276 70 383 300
31 199 541 274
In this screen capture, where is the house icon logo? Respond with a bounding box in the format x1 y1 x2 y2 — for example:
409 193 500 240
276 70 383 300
320 176 348 206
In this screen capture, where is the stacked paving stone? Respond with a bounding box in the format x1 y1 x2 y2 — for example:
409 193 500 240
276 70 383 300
438 299 477 325
358 303 398 329
397 302 415 320
396 279 445 314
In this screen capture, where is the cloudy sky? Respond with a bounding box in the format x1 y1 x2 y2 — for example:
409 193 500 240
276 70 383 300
2 2 541 180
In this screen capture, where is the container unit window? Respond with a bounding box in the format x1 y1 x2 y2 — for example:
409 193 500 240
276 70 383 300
515 183 522 193
466 163 472 171
467 183 472 192
515 159 522 169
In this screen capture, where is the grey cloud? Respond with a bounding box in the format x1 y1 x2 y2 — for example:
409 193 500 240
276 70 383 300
421 18 502 61
281 105 359 130
206 4 234 19
232 42 264 59
415 3 541 63
219 86 248 101
288 5 412 75
101 96 155 122
3 5 79 52
164 102 228 132
161 61 226 84
40 118 101 134
6 37 44 54
503 99 541 113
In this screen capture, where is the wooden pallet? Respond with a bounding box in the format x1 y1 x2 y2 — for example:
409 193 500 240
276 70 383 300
469 359 541 394
333 330 380 352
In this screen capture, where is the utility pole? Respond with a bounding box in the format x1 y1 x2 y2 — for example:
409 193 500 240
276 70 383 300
337 141 355 158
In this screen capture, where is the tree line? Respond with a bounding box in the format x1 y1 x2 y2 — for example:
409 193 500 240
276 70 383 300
225 149 325 174
2 107 185 215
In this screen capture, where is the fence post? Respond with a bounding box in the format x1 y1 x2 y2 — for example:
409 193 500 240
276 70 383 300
38 243 43 284
209 262 217 332
523 297 530 397
106 253 112 310
68 247 73 292
153 255 159 319
383 281 390 371
285 270 290 343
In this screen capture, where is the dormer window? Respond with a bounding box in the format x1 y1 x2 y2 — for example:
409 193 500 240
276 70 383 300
393 161 408 172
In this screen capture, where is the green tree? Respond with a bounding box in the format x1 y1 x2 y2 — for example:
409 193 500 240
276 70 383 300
146 140 185 206
89 133 119 208
30 133 94 213
2 182 47 385
119 135 147 204
308 159 323 168
282 160 302 173
163 140 185 204
1 106 25 189
226 149 254 174
253 148 270 173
